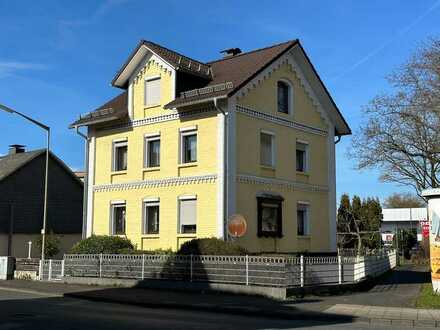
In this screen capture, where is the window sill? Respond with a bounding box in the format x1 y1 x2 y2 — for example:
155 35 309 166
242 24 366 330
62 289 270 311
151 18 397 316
297 235 311 239
144 104 161 109
296 171 309 176
143 167 160 172
142 234 160 238
178 162 198 168
260 165 275 171
177 233 197 238
111 170 127 176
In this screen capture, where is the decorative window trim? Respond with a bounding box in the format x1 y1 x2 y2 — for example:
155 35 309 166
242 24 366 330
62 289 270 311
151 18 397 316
144 76 161 107
110 201 126 235
296 140 309 173
297 202 310 236
277 78 294 115
179 125 198 132
178 194 197 200
112 139 128 172
260 131 276 167
94 174 217 192
257 196 283 238
180 128 198 164
144 134 161 168
143 197 160 203
142 199 160 235
178 196 197 234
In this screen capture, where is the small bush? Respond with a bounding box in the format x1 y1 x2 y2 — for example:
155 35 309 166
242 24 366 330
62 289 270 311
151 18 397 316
70 235 134 254
177 238 248 256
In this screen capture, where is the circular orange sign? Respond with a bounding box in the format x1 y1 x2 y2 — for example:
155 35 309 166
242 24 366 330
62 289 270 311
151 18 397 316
227 214 247 238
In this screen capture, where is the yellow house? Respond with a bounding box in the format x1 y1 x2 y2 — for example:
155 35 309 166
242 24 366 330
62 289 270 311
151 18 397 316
70 40 351 253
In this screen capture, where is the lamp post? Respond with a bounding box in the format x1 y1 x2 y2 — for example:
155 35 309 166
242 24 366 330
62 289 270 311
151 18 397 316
0 103 50 261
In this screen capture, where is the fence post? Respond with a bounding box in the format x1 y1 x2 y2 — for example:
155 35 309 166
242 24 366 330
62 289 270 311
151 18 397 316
61 260 65 278
245 255 249 286
141 254 145 280
38 259 42 281
190 255 193 282
300 255 304 288
48 259 52 281
338 255 342 284
99 253 103 278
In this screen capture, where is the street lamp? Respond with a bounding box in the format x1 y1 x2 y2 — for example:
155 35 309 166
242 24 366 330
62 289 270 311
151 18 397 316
0 103 50 261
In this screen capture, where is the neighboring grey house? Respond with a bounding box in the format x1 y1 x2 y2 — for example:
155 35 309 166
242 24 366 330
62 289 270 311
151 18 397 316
381 207 427 243
0 145 83 258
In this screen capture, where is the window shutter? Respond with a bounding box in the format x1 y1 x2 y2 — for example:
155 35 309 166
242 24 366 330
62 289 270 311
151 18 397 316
180 199 196 225
145 78 161 106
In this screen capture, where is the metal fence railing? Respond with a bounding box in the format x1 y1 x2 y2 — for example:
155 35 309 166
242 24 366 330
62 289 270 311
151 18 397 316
39 250 397 288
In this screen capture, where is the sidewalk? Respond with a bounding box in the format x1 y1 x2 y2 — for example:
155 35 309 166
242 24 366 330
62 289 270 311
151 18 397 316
325 304 440 327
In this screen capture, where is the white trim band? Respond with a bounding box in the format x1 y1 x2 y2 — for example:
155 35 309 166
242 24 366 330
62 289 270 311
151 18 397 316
94 174 217 192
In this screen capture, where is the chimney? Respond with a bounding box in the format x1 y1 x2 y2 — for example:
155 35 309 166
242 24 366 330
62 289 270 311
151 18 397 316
8 144 26 155
220 48 242 58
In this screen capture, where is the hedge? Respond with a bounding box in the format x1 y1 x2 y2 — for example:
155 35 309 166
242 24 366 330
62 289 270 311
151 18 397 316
177 238 248 256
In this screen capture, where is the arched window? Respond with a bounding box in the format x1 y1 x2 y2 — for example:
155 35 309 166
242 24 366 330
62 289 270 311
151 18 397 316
277 80 291 114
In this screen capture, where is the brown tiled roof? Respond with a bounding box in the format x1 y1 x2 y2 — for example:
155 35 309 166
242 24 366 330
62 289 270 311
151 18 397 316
112 40 211 87
165 40 298 108
70 92 128 127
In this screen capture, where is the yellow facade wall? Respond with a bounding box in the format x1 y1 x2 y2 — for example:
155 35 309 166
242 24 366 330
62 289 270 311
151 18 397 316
232 59 331 253
234 183 330 253
91 59 220 251
93 182 217 251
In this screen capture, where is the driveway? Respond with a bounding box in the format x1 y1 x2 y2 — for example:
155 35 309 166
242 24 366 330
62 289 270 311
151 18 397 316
291 264 430 312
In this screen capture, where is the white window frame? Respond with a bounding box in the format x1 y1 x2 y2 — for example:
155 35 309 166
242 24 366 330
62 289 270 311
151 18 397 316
179 127 198 164
144 133 161 168
178 195 197 234
260 130 276 167
144 75 161 107
297 202 310 236
277 78 294 115
142 198 160 235
296 140 309 173
110 201 126 235
112 139 128 172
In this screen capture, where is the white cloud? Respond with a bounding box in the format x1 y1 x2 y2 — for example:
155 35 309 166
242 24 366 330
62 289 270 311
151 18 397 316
0 61 48 78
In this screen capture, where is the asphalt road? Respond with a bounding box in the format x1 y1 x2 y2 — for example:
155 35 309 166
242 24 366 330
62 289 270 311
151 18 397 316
0 287 434 330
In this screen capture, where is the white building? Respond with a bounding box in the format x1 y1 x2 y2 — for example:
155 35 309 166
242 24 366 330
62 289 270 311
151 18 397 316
381 208 427 243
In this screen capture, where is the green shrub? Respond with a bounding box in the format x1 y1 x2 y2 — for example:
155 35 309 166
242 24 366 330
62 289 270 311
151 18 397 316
177 238 248 256
69 235 134 254
36 232 60 258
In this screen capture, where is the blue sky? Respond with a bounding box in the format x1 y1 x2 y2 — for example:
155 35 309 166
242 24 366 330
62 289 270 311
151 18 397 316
1 0 439 202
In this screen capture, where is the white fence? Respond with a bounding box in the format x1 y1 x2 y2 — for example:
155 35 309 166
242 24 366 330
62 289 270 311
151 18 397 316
40 250 396 288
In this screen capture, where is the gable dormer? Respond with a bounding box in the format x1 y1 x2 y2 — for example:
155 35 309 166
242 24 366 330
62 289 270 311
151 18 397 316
111 40 212 120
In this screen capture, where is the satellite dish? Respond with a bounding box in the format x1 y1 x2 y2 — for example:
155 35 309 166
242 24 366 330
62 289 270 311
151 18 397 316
227 214 247 238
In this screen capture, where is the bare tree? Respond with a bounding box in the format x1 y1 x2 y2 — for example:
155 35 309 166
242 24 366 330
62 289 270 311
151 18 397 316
383 192 426 208
350 38 440 197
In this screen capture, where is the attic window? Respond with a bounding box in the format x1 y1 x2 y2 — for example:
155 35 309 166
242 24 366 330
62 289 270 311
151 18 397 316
277 81 290 114
144 77 161 106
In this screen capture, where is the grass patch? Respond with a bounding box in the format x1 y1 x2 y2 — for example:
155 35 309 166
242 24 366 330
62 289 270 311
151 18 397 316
416 283 440 309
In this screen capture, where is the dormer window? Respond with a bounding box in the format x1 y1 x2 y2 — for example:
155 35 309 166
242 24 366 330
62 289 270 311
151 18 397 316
144 76 161 107
277 80 291 114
